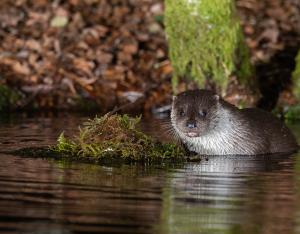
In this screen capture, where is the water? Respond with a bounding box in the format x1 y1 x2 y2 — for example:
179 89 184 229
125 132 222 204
0 114 299 234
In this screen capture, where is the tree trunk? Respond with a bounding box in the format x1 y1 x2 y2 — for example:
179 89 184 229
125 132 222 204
164 0 256 98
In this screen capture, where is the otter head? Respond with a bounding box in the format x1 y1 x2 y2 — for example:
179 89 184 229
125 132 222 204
171 89 220 138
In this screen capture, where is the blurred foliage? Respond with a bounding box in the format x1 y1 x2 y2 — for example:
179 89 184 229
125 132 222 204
283 105 300 121
74 97 100 112
292 50 300 100
165 0 253 93
0 85 20 111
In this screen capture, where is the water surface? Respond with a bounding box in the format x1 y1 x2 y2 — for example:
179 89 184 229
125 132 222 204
0 114 299 234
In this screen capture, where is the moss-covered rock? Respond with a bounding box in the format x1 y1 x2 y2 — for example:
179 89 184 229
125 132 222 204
164 0 253 93
53 114 187 163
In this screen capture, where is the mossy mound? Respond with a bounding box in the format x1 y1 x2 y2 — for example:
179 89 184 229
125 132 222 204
53 114 187 163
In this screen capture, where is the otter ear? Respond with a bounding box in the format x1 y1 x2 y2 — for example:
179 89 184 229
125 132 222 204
214 94 220 102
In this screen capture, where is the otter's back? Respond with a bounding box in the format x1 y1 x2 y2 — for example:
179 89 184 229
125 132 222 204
240 108 298 153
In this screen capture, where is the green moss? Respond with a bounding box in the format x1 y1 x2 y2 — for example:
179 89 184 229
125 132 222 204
272 104 300 121
0 85 20 111
53 114 187 163
292 50 300 100
283 105 300 121
164 0 253 93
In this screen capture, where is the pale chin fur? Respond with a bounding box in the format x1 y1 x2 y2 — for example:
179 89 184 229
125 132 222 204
187 132 199 137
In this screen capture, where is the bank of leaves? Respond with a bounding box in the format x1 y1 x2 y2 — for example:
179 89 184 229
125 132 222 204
53 114 186 163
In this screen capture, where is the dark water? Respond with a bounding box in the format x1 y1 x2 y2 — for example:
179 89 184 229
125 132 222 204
0 114 300 234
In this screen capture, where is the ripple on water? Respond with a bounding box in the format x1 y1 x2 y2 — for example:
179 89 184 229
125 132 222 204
0 115 299 234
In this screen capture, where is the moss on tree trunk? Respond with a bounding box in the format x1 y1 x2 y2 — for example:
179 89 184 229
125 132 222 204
164 0 254 94
292 50 300 101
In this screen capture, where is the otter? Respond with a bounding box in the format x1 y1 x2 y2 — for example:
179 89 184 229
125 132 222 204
171 89 298 155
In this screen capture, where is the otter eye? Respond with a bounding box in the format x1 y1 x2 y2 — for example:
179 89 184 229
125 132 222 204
198 110 207 117
179 109 185 117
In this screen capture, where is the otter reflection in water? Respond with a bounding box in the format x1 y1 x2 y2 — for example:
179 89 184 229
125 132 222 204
163 153 297 234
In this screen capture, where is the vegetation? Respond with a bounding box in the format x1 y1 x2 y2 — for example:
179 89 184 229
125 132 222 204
53 114 186 163
283 105 300 121
164 0 253 93
279 50 300 121
0 85 20 111
292 50 300 100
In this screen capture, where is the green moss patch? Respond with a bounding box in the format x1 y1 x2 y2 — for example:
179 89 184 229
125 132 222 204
292 50 300 100
164 0 253 92
283 105 300 121
51 114 186 163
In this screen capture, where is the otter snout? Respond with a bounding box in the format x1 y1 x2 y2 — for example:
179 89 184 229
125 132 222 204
184 120 200 137
186 120 197 129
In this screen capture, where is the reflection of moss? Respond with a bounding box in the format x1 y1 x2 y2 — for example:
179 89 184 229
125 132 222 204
53 114 186 163
0 85 20 111
165 0 253 92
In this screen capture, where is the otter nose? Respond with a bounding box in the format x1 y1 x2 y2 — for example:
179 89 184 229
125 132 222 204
186 121 197 129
